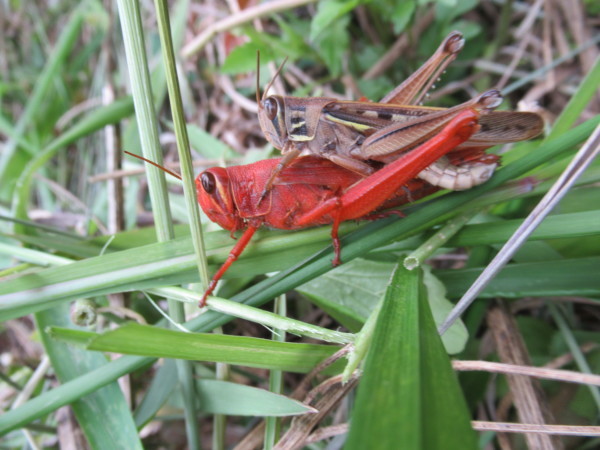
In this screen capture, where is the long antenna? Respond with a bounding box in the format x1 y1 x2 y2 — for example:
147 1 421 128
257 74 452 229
256 51 261 104
124 150 182 180
261 57 288 100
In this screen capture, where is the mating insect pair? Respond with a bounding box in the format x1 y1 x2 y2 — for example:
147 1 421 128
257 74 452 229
196 110 487 305
131 32 543 306
129 111 483 305
193 32 542 304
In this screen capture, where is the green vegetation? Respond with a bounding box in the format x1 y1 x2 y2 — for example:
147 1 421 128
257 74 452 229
1 0 599 448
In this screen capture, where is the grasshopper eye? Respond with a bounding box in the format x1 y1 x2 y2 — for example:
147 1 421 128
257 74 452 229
201 172 216 194
264 97 278 120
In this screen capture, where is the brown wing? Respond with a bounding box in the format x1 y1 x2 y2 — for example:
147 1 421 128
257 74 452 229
463 111 544 146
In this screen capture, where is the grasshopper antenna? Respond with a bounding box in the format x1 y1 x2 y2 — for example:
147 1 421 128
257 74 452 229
256 51 261 104
261 56 288 101
124 151 182 181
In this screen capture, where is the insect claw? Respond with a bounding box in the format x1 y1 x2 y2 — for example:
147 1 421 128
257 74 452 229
479 90 503 110
199 282 216 307
444 31 465 54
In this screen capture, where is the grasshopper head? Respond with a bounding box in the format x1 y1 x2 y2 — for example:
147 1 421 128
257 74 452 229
258 95 288 149
196 168 241 231
256 53 289 150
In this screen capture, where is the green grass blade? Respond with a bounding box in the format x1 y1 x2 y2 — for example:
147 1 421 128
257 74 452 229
546 55 600 141
448 210 600 246
50 323 341 373
265 296 286 448
152 0 205 444
154 0 209 290
0 353 153 435
438 256 600 298
548 303 600 409
133 359 178 428
116 0 200 443
0 229 335 320
116 0 173 241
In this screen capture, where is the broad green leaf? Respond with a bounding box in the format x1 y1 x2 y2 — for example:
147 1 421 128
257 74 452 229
447 19 482 40
422 265 468 354
310 0 360 41
345 265 477 449
435 0 477 22
312 13 350 77
298 259 393 323
391 0 415 34
242 26 308 62
138 373 313 419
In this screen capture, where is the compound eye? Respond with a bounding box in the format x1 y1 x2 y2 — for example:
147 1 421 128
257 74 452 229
264 97 278 120
201 172 216 194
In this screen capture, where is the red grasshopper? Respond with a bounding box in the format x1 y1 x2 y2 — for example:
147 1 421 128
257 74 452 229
194 109 482 305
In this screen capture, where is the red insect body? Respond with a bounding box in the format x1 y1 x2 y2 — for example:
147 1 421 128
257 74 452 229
197 157 363 232
197 109 482 305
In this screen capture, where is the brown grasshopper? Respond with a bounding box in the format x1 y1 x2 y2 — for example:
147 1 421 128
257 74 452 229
256 31 543 194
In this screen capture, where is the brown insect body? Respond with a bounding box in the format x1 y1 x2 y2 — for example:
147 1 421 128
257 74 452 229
257 32 544 192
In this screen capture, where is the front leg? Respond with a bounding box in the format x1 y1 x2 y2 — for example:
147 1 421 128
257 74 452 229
327 153 375 177
258 146 300 204
200 225 259 306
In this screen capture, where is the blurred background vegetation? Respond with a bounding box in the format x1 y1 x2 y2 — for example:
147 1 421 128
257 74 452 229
1 0 599 448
